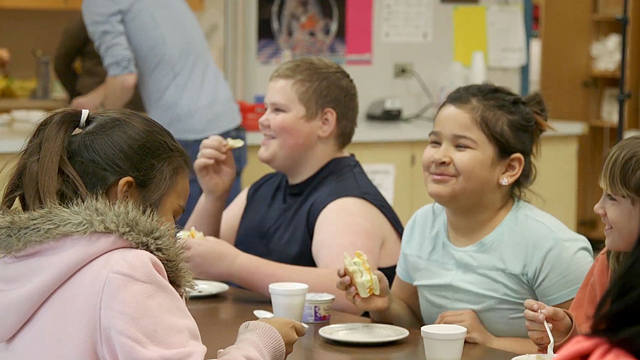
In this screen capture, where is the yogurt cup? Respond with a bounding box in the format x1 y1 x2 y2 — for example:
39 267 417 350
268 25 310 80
302 293 336 323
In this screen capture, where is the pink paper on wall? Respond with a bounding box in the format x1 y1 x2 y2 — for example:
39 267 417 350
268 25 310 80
345 0 373 65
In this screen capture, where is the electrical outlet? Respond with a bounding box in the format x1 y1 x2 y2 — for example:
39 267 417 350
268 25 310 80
394 63 414 78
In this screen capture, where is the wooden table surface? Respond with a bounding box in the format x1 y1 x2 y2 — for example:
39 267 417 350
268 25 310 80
187 287 518 360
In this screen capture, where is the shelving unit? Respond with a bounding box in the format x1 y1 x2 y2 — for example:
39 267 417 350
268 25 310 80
539 0 640 241
590 119 619 128
591 69 621 79
593 13 620 21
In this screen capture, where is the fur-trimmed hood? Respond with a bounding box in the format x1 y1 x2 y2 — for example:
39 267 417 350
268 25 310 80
0 198 200 348
0 198 193 294
0 198 194 343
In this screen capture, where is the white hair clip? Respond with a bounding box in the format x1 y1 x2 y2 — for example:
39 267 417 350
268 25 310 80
79 109 90 129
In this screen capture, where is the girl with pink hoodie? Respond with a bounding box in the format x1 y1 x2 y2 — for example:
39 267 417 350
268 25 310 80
0 108 305 360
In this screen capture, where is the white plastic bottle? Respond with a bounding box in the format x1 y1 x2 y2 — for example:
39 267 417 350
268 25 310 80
469 50 487 85
437 61 468 105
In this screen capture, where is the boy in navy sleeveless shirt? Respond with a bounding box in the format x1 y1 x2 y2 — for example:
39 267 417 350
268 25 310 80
184 57 402 314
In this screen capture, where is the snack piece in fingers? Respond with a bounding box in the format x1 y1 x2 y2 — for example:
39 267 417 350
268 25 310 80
225 138 245 149
177 226 204 239
343 251 380 298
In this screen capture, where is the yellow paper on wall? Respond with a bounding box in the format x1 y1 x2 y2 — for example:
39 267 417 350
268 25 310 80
453 6 487 66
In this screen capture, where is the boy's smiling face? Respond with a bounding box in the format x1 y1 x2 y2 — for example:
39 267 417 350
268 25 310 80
257 79 322 173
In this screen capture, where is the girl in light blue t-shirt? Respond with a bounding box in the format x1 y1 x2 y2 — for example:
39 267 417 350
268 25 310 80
337 84 593 354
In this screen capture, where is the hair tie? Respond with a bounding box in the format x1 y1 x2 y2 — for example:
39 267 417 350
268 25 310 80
512 96 526 106
79 109 89 129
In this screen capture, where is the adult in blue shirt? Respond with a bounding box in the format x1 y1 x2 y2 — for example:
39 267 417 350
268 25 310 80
80 0 245 226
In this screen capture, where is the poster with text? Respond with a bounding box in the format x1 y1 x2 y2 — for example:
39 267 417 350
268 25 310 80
258 0 372 65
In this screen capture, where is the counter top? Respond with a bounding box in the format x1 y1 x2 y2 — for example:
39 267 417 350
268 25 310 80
246 119 588 146
0 126 31 154
0 98 68 112
0 118 587 154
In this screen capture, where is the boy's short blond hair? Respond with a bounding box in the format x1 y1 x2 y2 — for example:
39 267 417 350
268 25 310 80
269 57 358 149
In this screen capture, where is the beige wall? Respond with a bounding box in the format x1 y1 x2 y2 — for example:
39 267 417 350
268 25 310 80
529 136 580 231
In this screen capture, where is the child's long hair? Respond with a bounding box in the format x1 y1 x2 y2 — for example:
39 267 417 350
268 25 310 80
440 84 549 200
598 136 640 274
2 109 189 211
590 232 640 356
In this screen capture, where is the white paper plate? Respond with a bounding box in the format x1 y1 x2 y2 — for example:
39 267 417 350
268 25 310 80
319 323 410 344
188 280 230 298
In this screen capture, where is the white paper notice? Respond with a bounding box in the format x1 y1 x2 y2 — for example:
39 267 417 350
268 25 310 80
528 37 542 92
381 0 434 43
486 5 527 69
362 163 396 206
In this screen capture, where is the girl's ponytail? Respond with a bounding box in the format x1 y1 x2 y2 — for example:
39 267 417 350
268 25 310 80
3 109 89 211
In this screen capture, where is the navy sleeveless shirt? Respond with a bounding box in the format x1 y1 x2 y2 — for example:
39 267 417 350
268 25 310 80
235 155 403 284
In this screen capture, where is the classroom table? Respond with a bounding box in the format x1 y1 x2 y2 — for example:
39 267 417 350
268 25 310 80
187 287 518 360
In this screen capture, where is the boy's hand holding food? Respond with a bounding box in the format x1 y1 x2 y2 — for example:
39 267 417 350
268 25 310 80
195 135 237 198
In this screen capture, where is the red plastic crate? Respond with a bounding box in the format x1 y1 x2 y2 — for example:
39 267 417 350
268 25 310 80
238 100 265 131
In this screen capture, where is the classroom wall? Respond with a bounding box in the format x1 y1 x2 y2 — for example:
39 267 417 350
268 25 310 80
2 0 521 108
239 0 523 119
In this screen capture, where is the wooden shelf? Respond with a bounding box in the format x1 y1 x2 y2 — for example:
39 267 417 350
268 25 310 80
593 13 621 21
590 119 618 128
0 98 68 112
0 0 203 11
578 218 606 241
539 0 640 243
580 227 606 242
591 69 621 79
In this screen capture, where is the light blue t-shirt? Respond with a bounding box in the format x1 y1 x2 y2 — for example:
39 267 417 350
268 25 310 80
397 200 594 338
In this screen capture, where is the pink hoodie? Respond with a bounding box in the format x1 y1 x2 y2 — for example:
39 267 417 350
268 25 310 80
0 199 285 360
554 336 637 360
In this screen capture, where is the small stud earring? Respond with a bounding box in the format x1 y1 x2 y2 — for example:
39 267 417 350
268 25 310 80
499 178 509 186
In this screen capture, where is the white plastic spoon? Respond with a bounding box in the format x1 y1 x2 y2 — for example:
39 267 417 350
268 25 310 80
253 309 309 329
540 310 555 355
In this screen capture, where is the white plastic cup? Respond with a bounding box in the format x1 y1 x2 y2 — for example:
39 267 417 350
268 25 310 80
268 282 309 321
421 324 467 360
